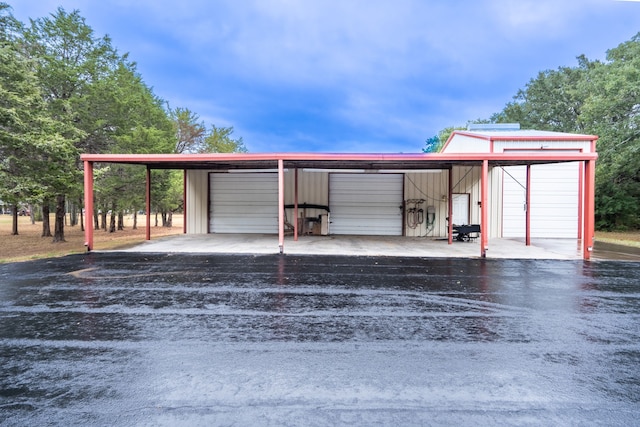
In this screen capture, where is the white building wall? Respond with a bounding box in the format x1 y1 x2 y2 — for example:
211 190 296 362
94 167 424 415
403 171 448 237
186 170 209 234
451 165 481 225
443 135 490 153
403 167 502 239
184 165 508 240
501 162 580 238
488 166 503 239
493 140 592 153
284 170 329 224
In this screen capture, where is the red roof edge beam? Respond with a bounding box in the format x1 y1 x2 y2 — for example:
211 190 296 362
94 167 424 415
83 160 94 251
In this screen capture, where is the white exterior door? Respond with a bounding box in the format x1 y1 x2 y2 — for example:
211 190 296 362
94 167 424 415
502 163 579 238
452 194 470 225
209 173 279 233
502 166 527 237
329 174 403 235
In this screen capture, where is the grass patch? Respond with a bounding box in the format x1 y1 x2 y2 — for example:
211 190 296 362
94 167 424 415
595 231 640 248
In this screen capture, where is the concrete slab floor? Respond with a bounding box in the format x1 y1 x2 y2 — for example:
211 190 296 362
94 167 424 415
115 234 587 260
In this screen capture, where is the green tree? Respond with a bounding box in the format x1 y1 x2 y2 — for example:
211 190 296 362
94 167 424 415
484 34 640 230
580 35 640 229
172 107 206 153
0 45 42 234
491 57 593 133
424 125 473 153
20 7 177 238
90 62 175 231
202 125 247 153
20 7 120 241
0 41 77 237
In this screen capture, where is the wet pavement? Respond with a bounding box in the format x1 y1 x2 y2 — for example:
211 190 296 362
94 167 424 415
1 253 639 426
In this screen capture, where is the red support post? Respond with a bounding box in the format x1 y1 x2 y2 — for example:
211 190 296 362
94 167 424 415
448 167 453 245
294 168 299 241
525 164 531 246
583 160 596 260
481 160 489 258
278 159 285 253
83 160 94 251
146 166 151 241
183 170 187 234
577 162 583 240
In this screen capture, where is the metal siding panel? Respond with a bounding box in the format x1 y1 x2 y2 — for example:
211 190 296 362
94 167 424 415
452 166 481 225
209 173 279 233
443 135 490 153
489 167 502 238
404 172 448 237
530 163 579 238
283 171 329 226
330 174 403 235
502 163 579 238
186 170 209 234
494 140 591 152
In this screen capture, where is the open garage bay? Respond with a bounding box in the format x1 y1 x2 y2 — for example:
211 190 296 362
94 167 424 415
1 254 639 425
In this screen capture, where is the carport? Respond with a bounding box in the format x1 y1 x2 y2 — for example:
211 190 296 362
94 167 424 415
80 150 597 260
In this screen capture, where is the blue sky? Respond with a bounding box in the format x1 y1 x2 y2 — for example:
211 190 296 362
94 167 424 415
9 0 640 153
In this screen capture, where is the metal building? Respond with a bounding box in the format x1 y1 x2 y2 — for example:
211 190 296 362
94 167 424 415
80 128 598 259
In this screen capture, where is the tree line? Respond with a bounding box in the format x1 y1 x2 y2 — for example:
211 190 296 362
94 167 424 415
427 34 640 231
0 4 246 241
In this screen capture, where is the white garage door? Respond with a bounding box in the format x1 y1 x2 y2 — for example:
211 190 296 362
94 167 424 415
329 174 403 235
209 173 278 233
502 163 579 238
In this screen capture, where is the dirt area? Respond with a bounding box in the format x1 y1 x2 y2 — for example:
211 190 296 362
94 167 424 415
0 214 183 263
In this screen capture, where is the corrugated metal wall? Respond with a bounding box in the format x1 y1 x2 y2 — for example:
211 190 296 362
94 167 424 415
451 166 481 226
186 170 209 234
443 135 490 153
501 163 579 238
187 167 503 238
493 140 591 152
403 171 448 237
284 170 329 224
404 167 501 238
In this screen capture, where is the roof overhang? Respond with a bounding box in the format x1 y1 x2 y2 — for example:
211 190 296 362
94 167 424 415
80 152 598 171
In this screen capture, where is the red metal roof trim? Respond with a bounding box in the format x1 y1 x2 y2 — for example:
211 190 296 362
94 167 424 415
80 151 597 164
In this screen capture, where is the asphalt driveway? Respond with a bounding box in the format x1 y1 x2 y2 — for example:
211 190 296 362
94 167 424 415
1 253 639 426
